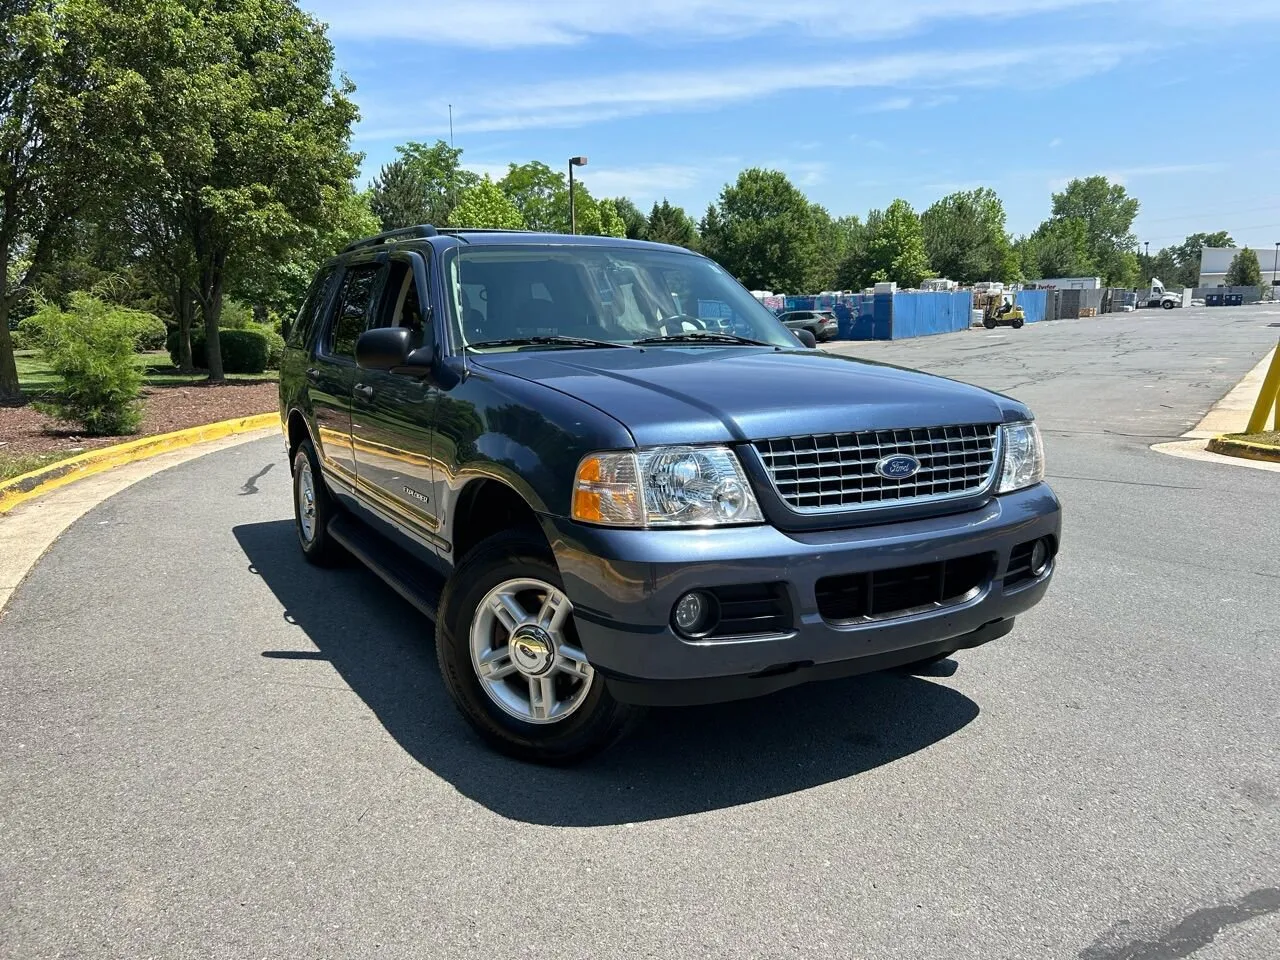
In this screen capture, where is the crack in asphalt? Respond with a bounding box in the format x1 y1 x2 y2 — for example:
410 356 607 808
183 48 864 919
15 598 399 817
1079 888 1280 959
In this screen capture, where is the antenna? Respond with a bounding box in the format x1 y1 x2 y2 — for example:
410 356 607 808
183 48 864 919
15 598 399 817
448 104 454 149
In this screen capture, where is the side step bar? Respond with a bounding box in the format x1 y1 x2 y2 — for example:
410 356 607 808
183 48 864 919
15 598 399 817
327 512 444 621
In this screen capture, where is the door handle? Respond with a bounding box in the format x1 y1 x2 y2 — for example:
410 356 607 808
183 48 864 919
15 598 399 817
305 367 320 383
354 383 374 401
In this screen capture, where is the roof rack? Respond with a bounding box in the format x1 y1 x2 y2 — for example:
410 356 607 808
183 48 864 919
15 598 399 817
437 227 532 235
341 224 439 254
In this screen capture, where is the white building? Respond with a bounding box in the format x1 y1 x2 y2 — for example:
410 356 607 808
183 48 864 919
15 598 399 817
1200 247 1280 286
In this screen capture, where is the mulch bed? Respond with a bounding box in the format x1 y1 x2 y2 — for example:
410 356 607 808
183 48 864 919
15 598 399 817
0 382 277 457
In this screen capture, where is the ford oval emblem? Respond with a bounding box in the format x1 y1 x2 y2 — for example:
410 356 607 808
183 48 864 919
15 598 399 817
876 454 921 480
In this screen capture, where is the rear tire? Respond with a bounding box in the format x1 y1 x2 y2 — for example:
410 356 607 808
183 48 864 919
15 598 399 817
436 531 643 764
1012 318 1025 329
292 439 345 567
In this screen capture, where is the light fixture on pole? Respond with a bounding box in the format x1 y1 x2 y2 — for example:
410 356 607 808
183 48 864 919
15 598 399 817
568 156 588 234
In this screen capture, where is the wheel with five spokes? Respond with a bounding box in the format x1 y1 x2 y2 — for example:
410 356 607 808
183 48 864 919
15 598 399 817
436 532 642 763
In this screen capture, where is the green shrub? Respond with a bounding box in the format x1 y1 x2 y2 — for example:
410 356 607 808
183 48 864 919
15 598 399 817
128 312 169 352
219 300 255 329
258 325 285 369
219 329 269 374
28 293 143 436
166 326 270 373
166 327 207 368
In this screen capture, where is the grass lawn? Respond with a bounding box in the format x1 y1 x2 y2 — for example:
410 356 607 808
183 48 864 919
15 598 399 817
0 450 77 483
15 349 277 395
1236 430 1280 447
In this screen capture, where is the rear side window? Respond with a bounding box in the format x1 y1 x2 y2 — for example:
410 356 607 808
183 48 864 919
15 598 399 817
288 267 335 348
326 264 382 359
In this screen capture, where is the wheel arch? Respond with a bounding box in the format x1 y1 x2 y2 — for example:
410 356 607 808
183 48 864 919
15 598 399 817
450 476 549 563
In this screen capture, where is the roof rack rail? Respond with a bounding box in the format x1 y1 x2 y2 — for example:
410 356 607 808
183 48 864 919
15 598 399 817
341 224 438 254
437 227 532 235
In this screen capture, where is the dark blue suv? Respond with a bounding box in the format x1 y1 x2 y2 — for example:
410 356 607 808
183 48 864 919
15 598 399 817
279 226 1061 763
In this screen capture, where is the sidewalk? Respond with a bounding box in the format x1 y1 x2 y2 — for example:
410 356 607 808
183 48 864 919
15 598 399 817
1153 346 1280 472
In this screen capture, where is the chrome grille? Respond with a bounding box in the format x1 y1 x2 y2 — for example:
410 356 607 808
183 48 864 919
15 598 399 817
755 424 1001 513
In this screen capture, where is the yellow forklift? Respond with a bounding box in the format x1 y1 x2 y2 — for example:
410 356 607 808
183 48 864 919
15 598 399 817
979 292 1026 329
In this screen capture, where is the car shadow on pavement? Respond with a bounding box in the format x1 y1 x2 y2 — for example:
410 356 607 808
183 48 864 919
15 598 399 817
235 520 980 826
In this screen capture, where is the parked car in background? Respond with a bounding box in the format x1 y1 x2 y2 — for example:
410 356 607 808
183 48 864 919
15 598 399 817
779 309 839 342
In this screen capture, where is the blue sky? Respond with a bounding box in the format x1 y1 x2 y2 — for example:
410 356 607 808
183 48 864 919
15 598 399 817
306 0 1280 259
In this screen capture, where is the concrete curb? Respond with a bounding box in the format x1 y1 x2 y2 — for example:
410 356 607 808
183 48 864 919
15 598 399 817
0 413 278 514
1206 435 1280 464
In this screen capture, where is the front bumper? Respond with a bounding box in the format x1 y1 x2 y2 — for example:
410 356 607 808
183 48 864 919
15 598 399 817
542 483 1061 705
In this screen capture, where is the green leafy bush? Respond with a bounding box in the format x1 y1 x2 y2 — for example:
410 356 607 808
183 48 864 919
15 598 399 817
129 312 169 351
219 300 256 330
220 329 270 374
167 327 269 374
27 293 143 436
258 325 285 369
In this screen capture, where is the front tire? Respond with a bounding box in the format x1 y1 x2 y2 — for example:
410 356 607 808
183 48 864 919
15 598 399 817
436 532 642 764
292 439 344 566
1162 300 1175 310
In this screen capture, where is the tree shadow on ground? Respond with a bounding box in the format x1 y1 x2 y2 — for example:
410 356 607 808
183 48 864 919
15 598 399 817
234 520 980 826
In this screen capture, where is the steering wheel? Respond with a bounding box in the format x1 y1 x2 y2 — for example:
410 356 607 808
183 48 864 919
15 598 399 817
656 314 709 336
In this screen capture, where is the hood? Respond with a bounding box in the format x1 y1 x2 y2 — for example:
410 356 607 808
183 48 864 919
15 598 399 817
472 346 1025 447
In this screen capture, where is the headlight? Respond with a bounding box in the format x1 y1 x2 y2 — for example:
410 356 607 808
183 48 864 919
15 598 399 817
572 446 764 527
997 421 1045 493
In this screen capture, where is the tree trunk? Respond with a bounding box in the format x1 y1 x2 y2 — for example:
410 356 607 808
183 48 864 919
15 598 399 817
172 282 194 373
0 233 19 402
201 260 226 382
0 297 20 403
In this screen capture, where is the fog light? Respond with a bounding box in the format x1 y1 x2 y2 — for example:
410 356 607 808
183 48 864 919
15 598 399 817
673 591 712 635
1030 539 1051 576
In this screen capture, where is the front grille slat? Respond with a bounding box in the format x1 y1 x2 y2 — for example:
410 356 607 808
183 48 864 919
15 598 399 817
756 423 1000 513
816 554 994 624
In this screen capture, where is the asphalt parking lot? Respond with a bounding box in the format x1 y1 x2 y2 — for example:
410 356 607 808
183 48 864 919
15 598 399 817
3 306 1279 959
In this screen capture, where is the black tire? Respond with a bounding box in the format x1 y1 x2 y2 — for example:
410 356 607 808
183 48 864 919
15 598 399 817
1012 318 1025 329
436 531 643 764
1162 300 1175 310
292 439 345 567
983 317 997 329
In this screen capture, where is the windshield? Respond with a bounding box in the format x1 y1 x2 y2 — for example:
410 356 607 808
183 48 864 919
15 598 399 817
443 243 799 350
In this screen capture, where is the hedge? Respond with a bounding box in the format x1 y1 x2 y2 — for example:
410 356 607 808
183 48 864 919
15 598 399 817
167 327 270 374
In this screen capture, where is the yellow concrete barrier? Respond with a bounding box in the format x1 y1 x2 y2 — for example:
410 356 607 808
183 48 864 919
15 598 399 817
0 413 279 514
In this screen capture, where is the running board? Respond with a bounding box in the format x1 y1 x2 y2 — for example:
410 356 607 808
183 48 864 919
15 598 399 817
327 512 444 621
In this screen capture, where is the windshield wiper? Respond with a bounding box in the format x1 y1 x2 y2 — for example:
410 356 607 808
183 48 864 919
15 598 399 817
467 335 633 350
632 331 771 347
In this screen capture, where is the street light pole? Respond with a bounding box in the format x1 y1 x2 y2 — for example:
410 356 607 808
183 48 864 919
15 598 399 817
1273 242 1279 287
568 156 588 234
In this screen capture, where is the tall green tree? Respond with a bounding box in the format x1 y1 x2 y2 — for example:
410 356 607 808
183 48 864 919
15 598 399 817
1046 176 1139 285
499 162 565 232
448 175 525 230
611 197 648 240
0 0 149 400
847 199 931 289
921 188 1015 284
121 0 362 380
368 140 476 231
1017 217 1095 280
645 200 699 249
699 169 822 291
1170 231 1234 288
596 199 626 238
1225 247 1263 286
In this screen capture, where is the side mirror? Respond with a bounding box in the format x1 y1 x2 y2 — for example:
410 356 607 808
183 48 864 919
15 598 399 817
356 327 436 375
795 329 818 349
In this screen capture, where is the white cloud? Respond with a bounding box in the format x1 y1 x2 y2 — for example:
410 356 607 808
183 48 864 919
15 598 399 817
866 96 915 111
373 43 1138 137
307 1 1280 49
1049 137 1063 147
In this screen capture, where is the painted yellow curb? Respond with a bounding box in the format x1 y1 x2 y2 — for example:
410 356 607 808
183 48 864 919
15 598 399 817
1206 435 1280 465
0 413 279 514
